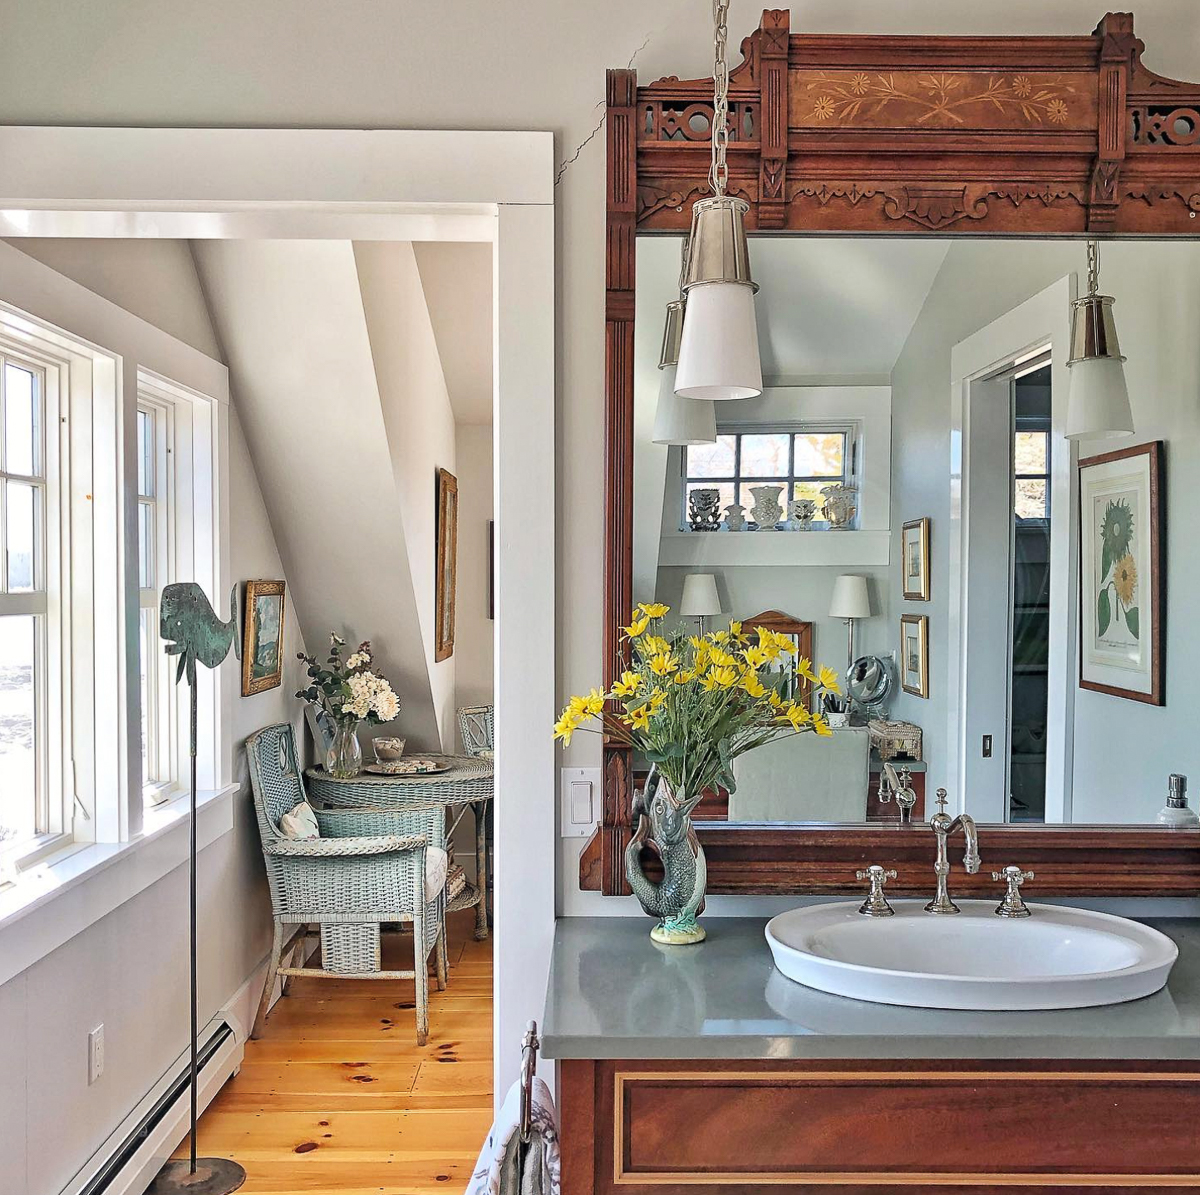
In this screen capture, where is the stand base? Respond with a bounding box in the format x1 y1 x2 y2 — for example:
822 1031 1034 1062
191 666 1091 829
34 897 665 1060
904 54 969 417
147 1158 247 1195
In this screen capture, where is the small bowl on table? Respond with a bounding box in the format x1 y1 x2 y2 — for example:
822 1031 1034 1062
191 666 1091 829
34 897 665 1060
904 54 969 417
373 736 407 764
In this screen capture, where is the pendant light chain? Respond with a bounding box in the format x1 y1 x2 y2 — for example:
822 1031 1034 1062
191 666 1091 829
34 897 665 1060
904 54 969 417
708 0 731 197
1087 239 1100 296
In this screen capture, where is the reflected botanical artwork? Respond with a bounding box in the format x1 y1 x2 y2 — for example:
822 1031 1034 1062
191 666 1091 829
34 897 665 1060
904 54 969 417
902 517 930 601
242 580 286 696
1079 443 1163 706
900 614 928 698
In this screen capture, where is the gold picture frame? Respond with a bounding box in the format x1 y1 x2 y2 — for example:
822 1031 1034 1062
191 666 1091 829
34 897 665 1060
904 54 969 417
902 517 931 601
900 613 929 699
435 467 459 662
242 579 286 696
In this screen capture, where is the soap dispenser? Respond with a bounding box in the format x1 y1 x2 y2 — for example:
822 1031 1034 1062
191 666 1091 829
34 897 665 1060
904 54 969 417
1157 774 1200 827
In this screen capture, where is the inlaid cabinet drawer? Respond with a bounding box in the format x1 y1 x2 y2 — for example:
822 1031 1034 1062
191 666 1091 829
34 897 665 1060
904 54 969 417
560 1060 1200 1193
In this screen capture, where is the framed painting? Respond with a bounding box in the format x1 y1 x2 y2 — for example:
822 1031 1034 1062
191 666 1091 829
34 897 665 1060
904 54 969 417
901 517 931 601
242 579 286 696
1079 441 1164 705
435 467 459 661
900 613 928 699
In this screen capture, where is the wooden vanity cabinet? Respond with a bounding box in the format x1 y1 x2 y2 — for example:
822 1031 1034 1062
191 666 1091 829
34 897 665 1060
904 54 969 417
560 1057 1200 1193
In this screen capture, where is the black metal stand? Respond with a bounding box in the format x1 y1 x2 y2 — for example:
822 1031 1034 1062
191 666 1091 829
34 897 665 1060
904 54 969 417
147 679 246 1195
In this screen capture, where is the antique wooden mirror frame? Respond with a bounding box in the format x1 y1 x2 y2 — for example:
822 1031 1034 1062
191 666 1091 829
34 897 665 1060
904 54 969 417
581 8 1200 899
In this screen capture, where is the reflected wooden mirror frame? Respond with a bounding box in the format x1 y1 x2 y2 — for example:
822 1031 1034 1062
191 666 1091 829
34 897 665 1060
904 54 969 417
581 9 1200 899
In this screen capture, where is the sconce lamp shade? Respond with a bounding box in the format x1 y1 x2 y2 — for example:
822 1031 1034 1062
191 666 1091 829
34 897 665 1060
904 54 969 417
1066 356 1134 440
653 366 717 446
1065 289 1133 441
829 574 871 620
680 573 722 618
674 196 762 402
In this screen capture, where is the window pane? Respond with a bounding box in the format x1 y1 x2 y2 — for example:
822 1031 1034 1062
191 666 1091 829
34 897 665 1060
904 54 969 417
4 364 38 478
1015 431 1048 476
685 482 735 525
739 433 790 478
1015 478 1048 521
685 435 736 479
0 615 36 844
140 606 154 784
137 408 154 498
6 482 36 592
138 501 154 590
793 480 827 509
794 432 845 478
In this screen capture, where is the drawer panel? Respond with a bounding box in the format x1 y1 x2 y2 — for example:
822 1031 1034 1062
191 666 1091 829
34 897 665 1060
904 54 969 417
609 1064 1200 1188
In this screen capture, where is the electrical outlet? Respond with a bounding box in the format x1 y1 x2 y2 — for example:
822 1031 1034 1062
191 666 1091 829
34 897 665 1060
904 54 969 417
88 1025 105 1085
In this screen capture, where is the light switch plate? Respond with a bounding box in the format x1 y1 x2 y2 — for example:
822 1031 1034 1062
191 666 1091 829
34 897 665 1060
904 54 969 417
560 767 600 838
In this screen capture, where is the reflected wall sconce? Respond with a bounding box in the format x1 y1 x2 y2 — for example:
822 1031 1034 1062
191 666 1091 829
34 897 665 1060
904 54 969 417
680 572 722 635
829 574 871 676
1065 240 1134 441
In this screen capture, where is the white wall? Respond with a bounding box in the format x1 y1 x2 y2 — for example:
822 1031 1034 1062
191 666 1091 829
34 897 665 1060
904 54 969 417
455 424 495 721
354 241 459 750
0 240 304 1195
890 240 1200 824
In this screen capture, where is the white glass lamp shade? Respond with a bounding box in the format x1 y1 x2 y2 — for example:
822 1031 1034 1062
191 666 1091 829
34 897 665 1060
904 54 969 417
829 574 871 620
680 573 722 618
1065 356 1134 441
673 283 763 401
652 364 717 446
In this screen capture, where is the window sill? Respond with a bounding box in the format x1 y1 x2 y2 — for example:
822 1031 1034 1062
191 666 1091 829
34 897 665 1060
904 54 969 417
0 782 237 987
660 528 892 567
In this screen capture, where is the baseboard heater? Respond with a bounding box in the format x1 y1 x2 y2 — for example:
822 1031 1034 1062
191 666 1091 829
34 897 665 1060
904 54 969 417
62 1016 243 1195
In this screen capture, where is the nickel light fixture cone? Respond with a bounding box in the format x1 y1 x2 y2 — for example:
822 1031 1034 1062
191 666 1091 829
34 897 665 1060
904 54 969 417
653 298 717 445
673 0 763 402
1065 240 1133 441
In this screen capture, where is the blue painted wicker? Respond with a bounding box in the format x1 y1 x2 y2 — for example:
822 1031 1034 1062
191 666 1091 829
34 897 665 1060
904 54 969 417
247 722 448 1045
458 704 494 758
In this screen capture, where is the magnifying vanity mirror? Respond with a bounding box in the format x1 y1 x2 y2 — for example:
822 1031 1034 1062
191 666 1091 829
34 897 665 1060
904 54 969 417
583 9 1200 900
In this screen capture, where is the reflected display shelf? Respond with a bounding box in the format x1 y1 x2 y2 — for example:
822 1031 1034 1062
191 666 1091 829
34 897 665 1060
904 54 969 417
660 528 891 568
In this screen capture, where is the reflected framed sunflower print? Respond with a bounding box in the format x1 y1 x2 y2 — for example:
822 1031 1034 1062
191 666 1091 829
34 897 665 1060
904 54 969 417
1079 441 1164 705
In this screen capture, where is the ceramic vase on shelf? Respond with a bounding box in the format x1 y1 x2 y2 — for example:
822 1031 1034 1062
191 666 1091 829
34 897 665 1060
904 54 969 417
327 720 363 779
749 485 784 530
790 497 818 530
723 501 748 532
821 483 858 530
625 768 707 945
688 487 722 532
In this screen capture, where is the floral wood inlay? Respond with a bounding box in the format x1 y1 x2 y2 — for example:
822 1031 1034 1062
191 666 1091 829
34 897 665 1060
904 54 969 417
791 70 1096 130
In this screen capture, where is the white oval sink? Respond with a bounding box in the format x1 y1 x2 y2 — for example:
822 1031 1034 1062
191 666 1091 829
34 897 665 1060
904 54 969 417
765 900 1178 1011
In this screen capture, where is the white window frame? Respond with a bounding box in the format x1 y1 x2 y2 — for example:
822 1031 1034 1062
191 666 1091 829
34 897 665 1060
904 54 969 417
135 368 223 810
136 392 180 806
0 304 122 864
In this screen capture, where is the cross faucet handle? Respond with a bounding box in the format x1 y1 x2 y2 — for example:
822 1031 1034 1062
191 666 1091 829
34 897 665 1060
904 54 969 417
991 864 1035 918
855 864 898 917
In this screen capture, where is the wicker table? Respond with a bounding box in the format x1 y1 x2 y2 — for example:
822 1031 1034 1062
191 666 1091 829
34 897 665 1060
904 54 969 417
306 755 493 940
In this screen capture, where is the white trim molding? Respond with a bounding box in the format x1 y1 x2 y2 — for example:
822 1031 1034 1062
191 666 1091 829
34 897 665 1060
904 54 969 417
948 276 1077 824
0 125 557 1110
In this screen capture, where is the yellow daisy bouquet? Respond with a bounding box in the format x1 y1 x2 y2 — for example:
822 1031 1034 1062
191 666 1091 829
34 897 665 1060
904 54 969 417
555 602 840 803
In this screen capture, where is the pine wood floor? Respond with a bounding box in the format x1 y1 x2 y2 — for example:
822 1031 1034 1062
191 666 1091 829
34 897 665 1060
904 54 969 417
177 909 493 1194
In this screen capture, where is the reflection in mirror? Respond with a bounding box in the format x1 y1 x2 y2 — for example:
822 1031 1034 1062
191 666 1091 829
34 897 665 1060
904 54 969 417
633 235 1198 829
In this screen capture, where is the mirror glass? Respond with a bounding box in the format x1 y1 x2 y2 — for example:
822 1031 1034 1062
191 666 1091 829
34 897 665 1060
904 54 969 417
632 234 1198 827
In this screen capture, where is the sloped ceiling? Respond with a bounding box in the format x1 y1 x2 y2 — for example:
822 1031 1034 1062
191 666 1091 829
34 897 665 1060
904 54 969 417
192 239 450 750
413 241 493 426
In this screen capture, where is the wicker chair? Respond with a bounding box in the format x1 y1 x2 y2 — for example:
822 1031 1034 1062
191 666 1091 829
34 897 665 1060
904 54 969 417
247 722 448 1045
458 704 494 758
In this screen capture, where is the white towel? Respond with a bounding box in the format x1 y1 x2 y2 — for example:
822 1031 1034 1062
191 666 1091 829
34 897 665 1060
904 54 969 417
466 1075 560 1195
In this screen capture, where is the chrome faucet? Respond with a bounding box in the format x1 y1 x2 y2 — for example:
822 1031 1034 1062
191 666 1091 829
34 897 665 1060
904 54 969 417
925 788 980 914
877 762 918 825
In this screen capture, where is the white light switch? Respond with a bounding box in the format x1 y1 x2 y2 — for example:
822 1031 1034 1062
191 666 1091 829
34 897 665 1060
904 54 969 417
561 767 600 837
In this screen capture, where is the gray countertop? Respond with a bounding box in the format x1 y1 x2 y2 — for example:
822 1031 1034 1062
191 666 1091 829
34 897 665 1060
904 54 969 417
541 915 1200 1061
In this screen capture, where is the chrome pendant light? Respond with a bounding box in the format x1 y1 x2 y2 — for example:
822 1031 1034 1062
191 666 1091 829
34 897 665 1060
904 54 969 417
1065 240 1133 441
673 0 763 402
652 297 718 445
